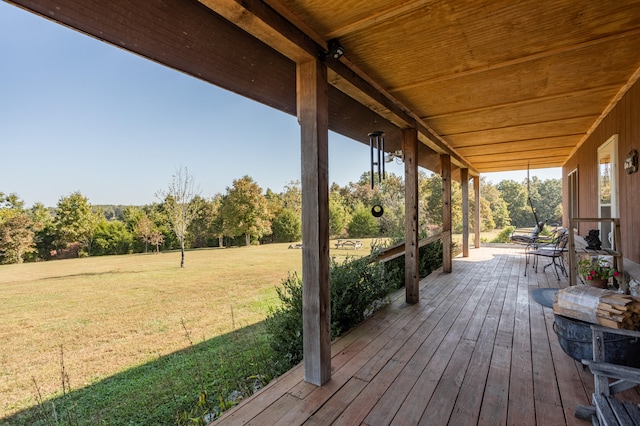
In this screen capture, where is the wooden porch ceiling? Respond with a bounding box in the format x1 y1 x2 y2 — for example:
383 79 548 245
205 0 640 174
8 0 640 175
202 0 640 172
247 0 640 173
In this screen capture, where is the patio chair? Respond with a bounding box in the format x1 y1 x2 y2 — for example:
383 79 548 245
527 227 568 280
511 221 548 275
575 325 640 424
510 220 546 246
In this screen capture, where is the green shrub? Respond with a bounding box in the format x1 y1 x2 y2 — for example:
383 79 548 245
382 239 444 290
266 240 445 375
329 255 390 337
346 205 380 238
265 253 393 374
491 226 516 243
264 273 304 375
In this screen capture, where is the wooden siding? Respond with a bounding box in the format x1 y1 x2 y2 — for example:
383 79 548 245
563 78 640 264
212 246 640 425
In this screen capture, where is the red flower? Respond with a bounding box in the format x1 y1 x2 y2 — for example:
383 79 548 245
587 275 593 280
589 270 596 276
613 271 620 277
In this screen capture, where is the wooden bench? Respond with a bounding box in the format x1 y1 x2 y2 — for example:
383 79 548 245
334 239 362 250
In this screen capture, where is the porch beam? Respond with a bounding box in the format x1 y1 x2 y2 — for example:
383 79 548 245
474 176 481 248
7 0 299 116
298 58 331 386
197 0 478 175
461 168 469 257
198 0 317 62
403 128 420 304
442 155 453 273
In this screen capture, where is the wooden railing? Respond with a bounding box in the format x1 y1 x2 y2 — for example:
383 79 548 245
371 232 443 263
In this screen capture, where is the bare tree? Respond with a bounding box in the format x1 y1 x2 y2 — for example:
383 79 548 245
156 166 201 267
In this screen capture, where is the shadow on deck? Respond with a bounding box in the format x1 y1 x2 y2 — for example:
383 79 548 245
213 246 640 425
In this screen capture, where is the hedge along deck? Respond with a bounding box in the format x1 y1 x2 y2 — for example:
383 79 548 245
214 246 640 425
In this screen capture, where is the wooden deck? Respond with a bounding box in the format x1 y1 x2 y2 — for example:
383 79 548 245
213 246 640 425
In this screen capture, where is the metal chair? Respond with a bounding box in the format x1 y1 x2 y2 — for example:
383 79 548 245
528 227 569 280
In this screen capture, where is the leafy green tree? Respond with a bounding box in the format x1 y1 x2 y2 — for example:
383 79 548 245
422 173 443 226
0 192 25 213
480 179 509 228
529 177 562 225
133 213 157 253
209 194 225 247
143 203 174 250
281 180 302 214
219 175 271 246
0 193 34 263
29 202 54 261
263 181 302 243
0 212 35 264
156 166 201 267
476 197 495 231
329 192 350 238
377 173 405 239
187 195 215 248
497 180 530 228
92 219 134 255
347 204 380 237
271 208 301 242
121 206 143 229
54 191 101 255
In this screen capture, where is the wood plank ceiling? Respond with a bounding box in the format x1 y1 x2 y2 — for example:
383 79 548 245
211 0 640 173
10 0 640 175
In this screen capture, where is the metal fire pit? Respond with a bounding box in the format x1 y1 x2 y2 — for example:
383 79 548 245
553 313 640 368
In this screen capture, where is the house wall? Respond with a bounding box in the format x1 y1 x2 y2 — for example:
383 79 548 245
563 78 640 264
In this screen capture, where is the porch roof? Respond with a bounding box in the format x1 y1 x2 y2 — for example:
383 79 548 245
213 246 640 425
9 0 640 176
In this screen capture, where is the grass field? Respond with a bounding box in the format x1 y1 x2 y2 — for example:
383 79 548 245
0 239 377 422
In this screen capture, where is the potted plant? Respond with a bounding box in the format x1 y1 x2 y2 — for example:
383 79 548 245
577 256 620 288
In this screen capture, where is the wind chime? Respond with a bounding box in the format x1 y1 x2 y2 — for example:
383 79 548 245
369 131 385 217
369 131 385 188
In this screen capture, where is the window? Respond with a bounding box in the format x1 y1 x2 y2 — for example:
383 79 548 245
568 168 578 226
597 134 619 249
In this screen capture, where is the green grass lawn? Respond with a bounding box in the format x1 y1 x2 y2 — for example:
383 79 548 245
0 240 380 423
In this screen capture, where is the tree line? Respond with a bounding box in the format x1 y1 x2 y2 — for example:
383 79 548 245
0 169 561 264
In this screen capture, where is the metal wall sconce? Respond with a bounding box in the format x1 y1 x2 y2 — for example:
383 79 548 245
385 150 404 164
326 39 345 60
625 149 638 174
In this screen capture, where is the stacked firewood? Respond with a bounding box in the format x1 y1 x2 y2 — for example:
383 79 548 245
553 286 640 330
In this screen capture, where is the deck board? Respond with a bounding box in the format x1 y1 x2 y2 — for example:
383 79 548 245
212 246 640 425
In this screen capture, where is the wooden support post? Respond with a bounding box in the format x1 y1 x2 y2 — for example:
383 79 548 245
442 155 452 273
461 168 469 258
297 58 331 386
474 176 481 248
403 128 419 303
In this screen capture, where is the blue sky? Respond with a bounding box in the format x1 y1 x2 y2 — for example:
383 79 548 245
0 3 559 208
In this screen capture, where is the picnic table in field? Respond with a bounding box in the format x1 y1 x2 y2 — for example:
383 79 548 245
334 239 363 250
